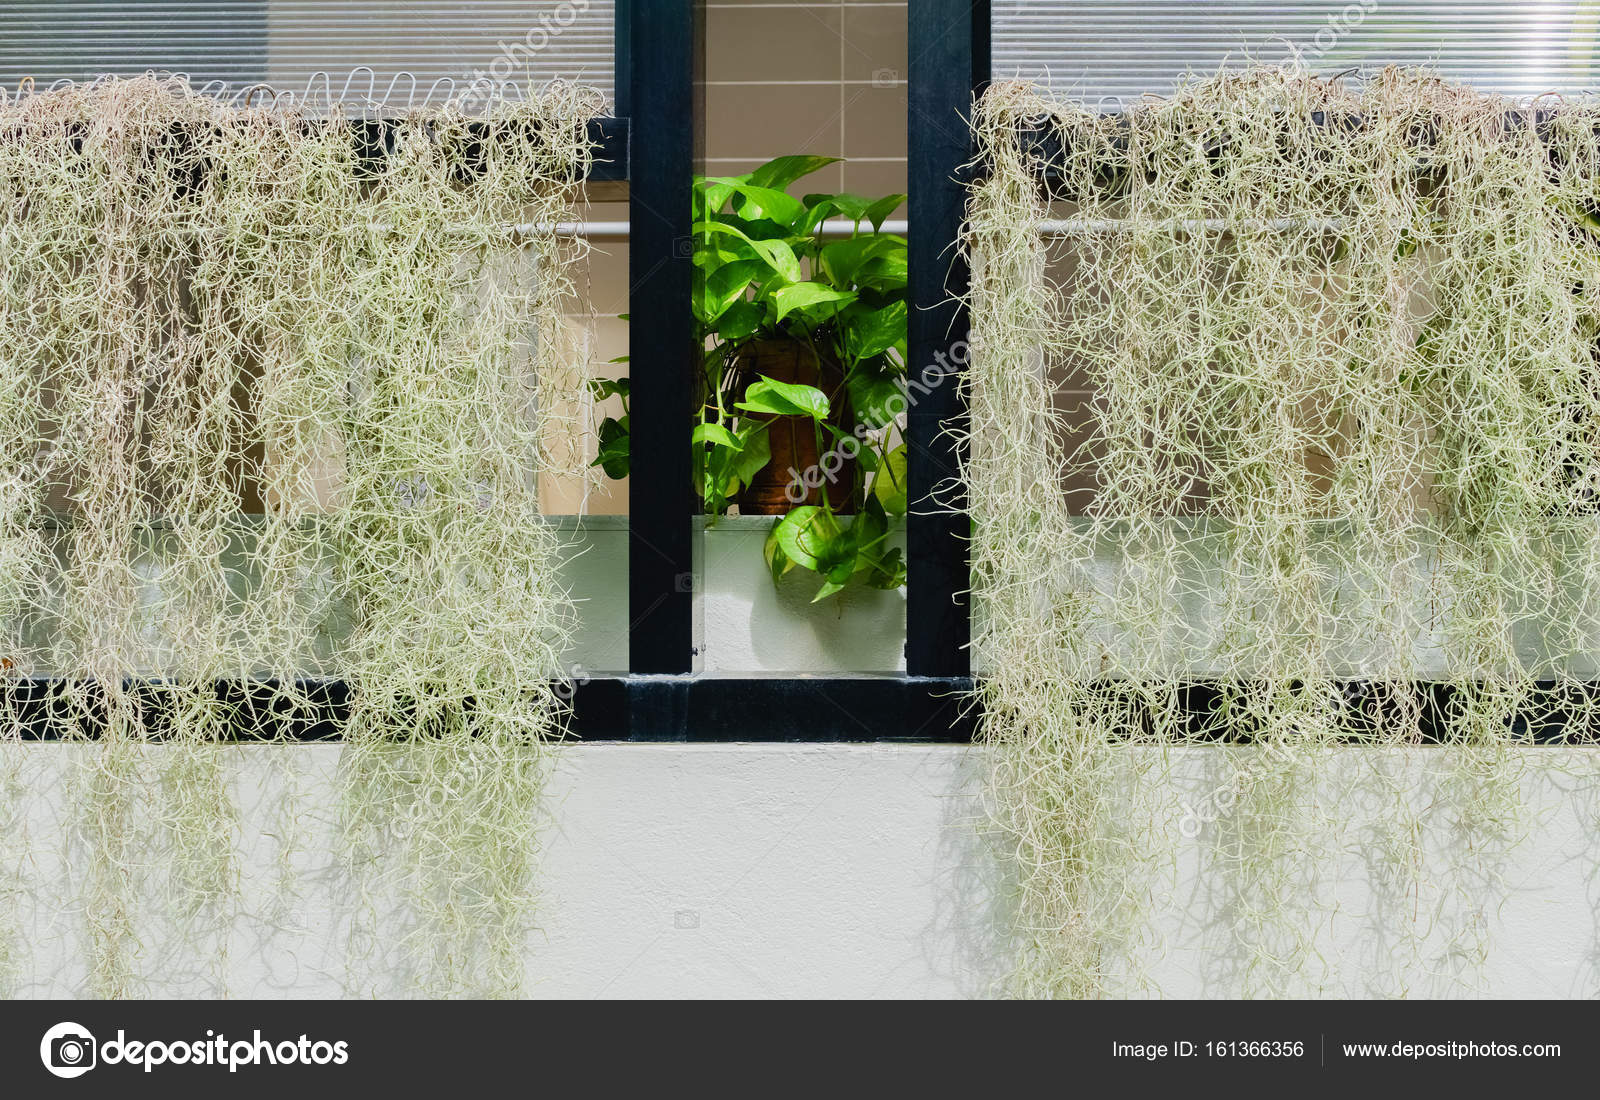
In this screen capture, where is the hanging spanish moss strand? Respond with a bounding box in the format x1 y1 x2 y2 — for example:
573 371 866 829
0 75 600 997
965 67 1600 998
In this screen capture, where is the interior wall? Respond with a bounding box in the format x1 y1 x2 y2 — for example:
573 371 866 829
546 1 910 516
701 0 907 198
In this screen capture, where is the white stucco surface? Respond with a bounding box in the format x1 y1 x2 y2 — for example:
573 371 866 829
5 742 1598 998
3 743 999 998
557 517 906 676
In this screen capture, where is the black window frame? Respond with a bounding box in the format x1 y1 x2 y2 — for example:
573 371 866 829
594 1 1600 747
8 0 985 744
570 0 981 741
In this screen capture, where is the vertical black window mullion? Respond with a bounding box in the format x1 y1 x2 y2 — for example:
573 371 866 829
626 0 697 675
612 0 632 121
906 1 986 677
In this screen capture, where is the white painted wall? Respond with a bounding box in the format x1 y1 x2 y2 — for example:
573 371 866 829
5 742 1599 998
557 516 906 676
2 743 998 998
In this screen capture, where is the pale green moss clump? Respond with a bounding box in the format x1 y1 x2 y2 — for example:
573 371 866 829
0 74 599 997
966 67 1600 996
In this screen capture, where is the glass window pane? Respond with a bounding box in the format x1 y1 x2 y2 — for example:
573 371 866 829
0 1 616 104
993 1 1600 106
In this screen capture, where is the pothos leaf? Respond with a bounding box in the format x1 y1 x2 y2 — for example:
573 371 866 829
764 523 793 584
873 444 908 515
715 299 764 342
772 505 838 571
737 376 830 420
748 155 841 192
694 220 802 283
771 283 856 324
847 299 907 361
693 422 742 450
697 258 762 325
589 377 629 401
811 579 848 602
591 416 630 479
698 178 805 227
729 423 771 487
845 355 904 430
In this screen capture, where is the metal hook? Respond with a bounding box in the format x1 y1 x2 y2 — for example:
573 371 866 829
340 66 376 115
463 76 497 109
382 71 418 114
239 83 273 110
421 76 456 111
461 76 517 114
301 70 332 112
1529 91 1565 114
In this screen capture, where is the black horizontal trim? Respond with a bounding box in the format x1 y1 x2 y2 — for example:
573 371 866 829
5 676 1599 745
0 675 977 744
993 109 1586 192
5 678 351 743
586 114 628 181
566 676 977 742
333 114 628 182
982 679 1600 746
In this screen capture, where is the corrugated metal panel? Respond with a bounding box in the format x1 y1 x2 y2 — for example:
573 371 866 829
0 1 615 104
993 2 1600 107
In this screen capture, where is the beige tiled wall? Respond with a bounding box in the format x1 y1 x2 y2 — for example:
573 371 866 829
542 198 631 516
702 1 907 199
550 2 910 515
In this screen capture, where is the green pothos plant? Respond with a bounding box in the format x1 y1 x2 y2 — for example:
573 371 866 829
593 155 909 600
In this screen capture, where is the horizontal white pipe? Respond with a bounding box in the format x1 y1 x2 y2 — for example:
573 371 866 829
530 218 910 239
42 217 912 241
547 220 630 238
1037 216 1344 237
11 213 1335 242
550 217 1333 239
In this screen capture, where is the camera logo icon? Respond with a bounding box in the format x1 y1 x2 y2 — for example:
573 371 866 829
40 1022 97 1079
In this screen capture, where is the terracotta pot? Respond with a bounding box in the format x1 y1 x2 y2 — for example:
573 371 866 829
729 336 858 514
